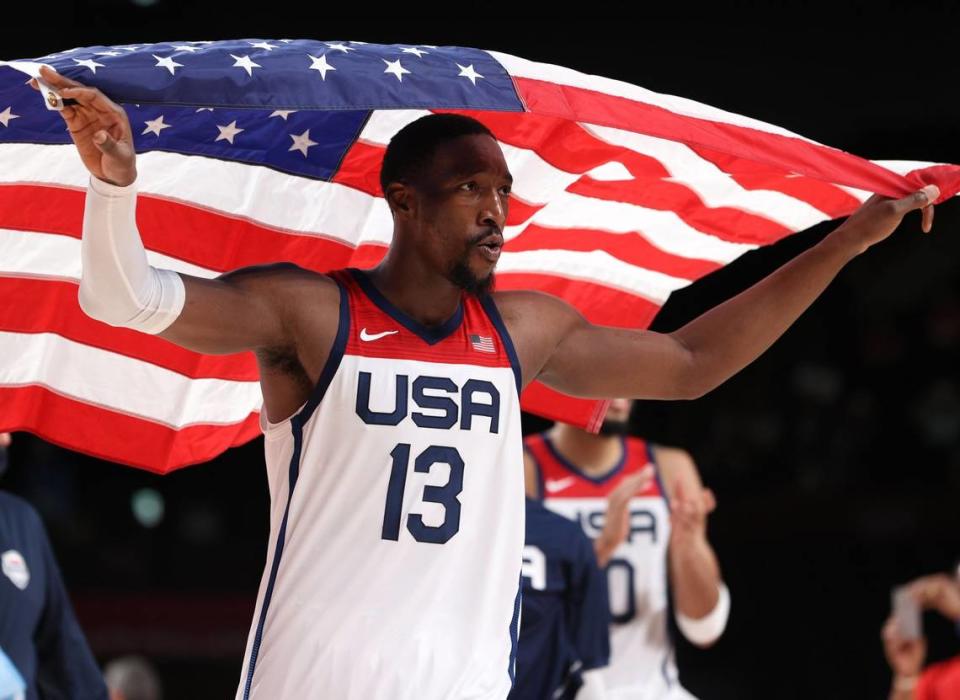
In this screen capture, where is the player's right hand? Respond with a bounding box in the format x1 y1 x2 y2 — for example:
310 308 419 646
29 65 137 187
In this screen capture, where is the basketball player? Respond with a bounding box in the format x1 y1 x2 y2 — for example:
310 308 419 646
525 399 726 698
33 62 938 700
513 460 653 700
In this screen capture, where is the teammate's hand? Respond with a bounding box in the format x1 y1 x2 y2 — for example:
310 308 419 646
29 65 137 187
829 185 939 254
593 468 653 567
908 573 960 621
882 615 926 678
668 478 715 549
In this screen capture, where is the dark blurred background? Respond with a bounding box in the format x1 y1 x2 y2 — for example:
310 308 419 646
2 6 959 699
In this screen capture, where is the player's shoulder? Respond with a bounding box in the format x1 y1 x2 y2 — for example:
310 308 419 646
0 491 43 526
490 291 585 337
526 498 590 548
650 443 702 490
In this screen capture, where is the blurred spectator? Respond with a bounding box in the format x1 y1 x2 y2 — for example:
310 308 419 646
883 568 960 700
0 433 108 699
104 655 162 700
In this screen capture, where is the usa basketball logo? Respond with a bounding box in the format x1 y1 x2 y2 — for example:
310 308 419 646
1 550 29 590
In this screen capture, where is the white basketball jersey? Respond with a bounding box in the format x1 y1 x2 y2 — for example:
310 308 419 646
237 268 525 700
527 433 693 700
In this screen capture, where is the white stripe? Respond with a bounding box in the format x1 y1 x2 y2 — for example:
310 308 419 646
505 192 757 264
0 331 261 428
0 228 218 281
486 50 822 143
497 249 691 304
584 124 835 230
0 143 397 247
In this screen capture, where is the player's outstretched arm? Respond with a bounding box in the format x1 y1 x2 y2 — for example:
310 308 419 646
32 65 332 357
502 187 939 400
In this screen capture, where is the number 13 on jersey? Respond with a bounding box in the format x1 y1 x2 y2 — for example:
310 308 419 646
381 443 465 544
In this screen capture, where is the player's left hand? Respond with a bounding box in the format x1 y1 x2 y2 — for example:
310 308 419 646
882 615 926 678
830 185 939 255
669 478 716 549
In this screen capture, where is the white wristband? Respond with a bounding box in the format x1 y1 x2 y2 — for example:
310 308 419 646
79 175 185 334
675 581 731 647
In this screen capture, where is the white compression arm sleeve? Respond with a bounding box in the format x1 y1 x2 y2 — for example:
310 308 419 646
79 175 185 334
675 581 731 647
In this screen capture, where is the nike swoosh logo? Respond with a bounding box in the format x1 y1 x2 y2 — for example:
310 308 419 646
544 477 576 493
360 328 399 342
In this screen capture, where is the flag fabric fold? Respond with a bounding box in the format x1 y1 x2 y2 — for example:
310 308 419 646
0 39 956 472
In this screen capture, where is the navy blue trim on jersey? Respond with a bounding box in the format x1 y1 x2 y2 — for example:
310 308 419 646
349 268 464 345
542 434 627 485
524 445 545 501
645 442 672 514
242 279 350 700
479 295 522 392
508 573 523 686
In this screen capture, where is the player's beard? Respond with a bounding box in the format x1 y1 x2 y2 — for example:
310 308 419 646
598 418 630 436
449 247 495 297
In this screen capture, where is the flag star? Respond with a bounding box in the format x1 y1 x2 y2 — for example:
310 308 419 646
73 58 105 74
171 45 203 53
190 41 215 45
153 54 184 76
280 39 296 43
288 129 318 157
94 50 123 57
249 41 277 51
401 47 429 58
215 120 245 144
456 63 484 86
142 115 172 137
230 54 262 77
307 54 336 80
269 110 297 120
382 59 410 82
325 42 355 53
0 107 20 128
119 46 141 52
196 107 215 112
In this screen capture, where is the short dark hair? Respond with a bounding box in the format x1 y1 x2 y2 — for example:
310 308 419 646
379 113 496 198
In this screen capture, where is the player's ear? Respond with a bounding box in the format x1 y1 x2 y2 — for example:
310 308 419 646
385 182 415 219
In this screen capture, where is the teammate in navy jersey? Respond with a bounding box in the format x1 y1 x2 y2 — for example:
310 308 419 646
37 59 939 699
525 400 728 699
511 498 612 700
0 434 108 700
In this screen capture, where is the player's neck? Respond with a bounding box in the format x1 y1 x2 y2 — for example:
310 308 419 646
366 250 464 327
549 424 625 478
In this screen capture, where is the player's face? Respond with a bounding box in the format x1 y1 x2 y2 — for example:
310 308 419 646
415 134 512 295
599 398 633 436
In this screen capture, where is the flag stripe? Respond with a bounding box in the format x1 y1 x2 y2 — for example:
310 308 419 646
0 386 261 472
0 277 258 380
0 331 261 428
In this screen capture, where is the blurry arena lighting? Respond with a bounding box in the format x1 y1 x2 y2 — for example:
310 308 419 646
131 488 164 528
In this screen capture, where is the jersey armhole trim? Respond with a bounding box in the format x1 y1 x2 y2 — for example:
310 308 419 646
295 276 351 428
479 295 522 392
524 442 545 501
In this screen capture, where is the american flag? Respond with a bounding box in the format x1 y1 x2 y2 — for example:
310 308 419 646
469 334 496 354
0 39 957 473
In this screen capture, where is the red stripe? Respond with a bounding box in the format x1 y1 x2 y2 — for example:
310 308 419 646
688 144 865 217
0 184 388 274
505 224 721 280
0 276 258 380
512 77 960 201
0 386 261 474
520 382 609 436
